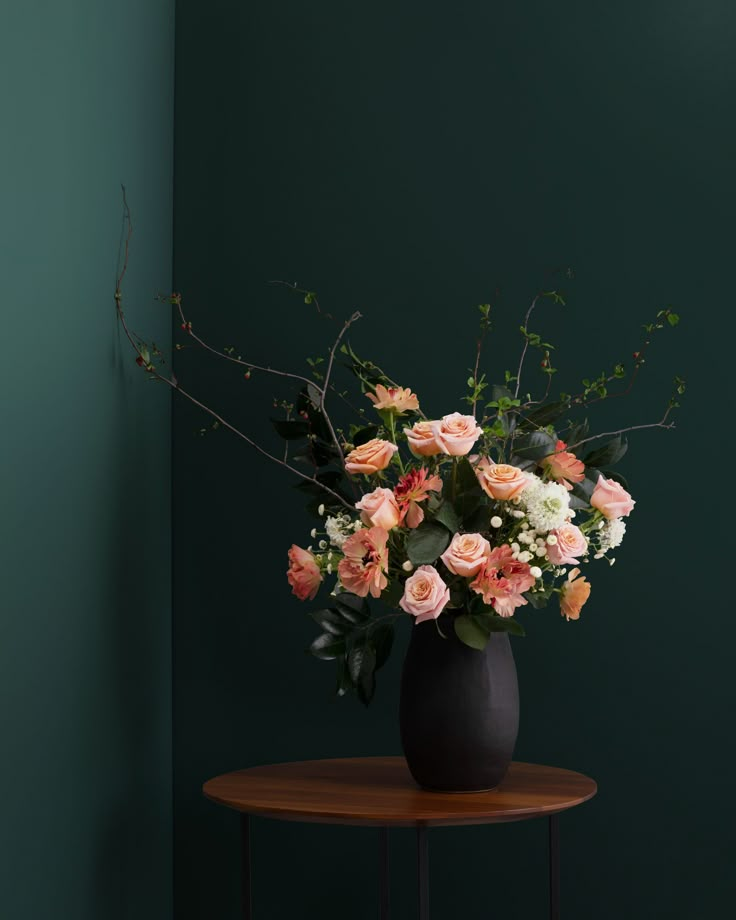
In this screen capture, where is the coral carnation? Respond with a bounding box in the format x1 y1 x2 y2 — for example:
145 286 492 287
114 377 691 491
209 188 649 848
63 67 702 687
337 527 390 598
286 545 322 601
393 467 443 528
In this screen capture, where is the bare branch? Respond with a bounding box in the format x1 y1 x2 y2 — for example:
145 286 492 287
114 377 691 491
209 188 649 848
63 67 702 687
565 410 675 453
320 311 362 468
513 294 540 399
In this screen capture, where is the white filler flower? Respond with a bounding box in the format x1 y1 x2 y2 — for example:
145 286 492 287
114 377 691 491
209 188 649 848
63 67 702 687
522 478 571 533
599 518 626 553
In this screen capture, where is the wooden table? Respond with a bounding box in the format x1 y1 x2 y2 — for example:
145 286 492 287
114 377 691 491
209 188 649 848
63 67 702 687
203 756 597 919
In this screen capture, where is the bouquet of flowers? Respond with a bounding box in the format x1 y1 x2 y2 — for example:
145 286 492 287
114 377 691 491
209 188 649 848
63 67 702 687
115 206 683 705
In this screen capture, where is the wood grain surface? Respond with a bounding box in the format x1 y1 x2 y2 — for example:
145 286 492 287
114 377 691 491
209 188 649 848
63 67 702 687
203 757 596 827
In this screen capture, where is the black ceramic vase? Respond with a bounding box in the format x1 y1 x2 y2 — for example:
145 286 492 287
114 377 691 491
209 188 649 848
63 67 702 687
399 613 519 792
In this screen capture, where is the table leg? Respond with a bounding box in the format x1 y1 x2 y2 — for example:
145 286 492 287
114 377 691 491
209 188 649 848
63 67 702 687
379 827 390 919
241 813 252 920
417 825 429 920
549 814 560 920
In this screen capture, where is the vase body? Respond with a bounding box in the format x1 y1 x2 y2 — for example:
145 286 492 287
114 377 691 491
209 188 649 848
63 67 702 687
399 615 519 792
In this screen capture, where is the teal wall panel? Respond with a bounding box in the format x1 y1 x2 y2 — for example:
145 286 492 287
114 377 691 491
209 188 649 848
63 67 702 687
0 2 175 918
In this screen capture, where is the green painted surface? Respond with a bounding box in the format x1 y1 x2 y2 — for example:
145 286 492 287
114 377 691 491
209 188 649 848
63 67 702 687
173 2 736 917
0 2 174 918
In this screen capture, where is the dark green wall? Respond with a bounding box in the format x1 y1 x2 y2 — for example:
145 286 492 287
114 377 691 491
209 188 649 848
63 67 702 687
173 2 736 917
0 2 174 918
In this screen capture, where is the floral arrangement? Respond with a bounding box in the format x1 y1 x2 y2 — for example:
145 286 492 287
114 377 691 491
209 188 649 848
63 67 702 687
115 195 684 704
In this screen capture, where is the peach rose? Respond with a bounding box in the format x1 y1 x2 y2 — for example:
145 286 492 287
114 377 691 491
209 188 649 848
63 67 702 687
403 421 442 457
338 527 389 598
542 440 585 490
355 487 401 531
366 384 420 414
559 568 591 621
286 545 322 601
431 413 483 456
399 565 451 624
546 523 588 565
476 459 528 501
345 438 399 474
440 532 491 577
590 475 635 519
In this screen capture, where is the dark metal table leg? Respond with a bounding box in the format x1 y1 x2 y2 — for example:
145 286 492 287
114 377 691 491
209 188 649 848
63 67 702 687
379 827 390 919
417 825 429 920
549 814 560 920
241 813 252 920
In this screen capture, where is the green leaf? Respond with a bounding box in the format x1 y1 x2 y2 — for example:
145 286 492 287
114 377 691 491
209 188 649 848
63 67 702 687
334 653 350 697
667 312 680 326
335 592 370 624
519 400 570 430
309 609 350 635
478 613 526 636
348 642 377 705
369 622 395 670
433 500 461 534
454 614 489 650
352 425 379 447
512 430 557 462
583 435 627 468
406 521 452 565
381 579 404 608
270 418 311 440
309 633 346 660
462 504 490 532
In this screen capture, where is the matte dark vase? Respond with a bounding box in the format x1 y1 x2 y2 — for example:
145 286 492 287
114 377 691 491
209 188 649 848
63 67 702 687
399 615 519 792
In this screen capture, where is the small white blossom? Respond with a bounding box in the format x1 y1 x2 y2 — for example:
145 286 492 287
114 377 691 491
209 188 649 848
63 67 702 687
402 560 414 572
490 516 503 528
511 509 525 519
518 550 532 563
609 558 616 566
511 542 520 553
327 564 333 574
535 546 547 557
318 504 325 516
521 523 529 531
310 528 317 538
594 552 604 560
530 566 543 578
546 534 558 545
319 540 327 549
599 519 626 553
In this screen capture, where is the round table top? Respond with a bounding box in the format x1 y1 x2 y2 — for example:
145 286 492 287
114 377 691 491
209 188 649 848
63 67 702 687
203 756 597 828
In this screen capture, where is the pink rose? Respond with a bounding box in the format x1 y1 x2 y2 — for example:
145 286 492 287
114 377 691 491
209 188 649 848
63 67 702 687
345 438 399 474
590 475 635 519
399 565 451 624
355 487 401 531
286 545 322 601
366 384 420 415
560 568 591 621
338 527 389 598
403 421 442 457
546 523 588 565
440 532 491 577
542 440 585 490
431 413 483 456
476 459 528 501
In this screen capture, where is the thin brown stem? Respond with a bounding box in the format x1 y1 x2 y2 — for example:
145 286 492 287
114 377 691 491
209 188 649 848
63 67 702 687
513 294 540 399
321 311 362 468
565 410 675 453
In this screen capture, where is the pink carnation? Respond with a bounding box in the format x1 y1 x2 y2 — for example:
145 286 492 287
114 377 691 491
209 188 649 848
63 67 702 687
470 544 534 618
286 545 322 601
393 467 443 528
